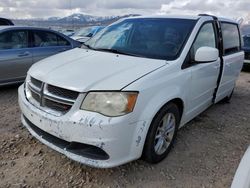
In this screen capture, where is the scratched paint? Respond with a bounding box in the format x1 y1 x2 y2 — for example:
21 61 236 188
19 86 146 168
136 136 141 146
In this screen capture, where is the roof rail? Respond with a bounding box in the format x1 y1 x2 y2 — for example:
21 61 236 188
198 14 218 20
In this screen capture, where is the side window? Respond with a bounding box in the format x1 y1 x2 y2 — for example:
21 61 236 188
0 20 7 25
0 30 28 50
221 23 240 55
57 35 70 46
192 23 216 56
33 31 70 47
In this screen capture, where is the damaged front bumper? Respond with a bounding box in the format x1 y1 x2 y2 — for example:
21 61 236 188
18 84 148 168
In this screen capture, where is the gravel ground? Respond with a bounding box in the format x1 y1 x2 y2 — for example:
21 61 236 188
0 71 250 188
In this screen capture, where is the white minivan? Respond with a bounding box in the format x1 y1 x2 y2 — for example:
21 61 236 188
18 15 244 168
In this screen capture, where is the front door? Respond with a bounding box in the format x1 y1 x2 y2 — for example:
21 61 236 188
188 22 220 118
0 30 32 83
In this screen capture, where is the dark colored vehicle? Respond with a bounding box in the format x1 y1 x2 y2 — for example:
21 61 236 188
0 26 81 86
0 18 14 26
243 34 250 65
241 25 250 66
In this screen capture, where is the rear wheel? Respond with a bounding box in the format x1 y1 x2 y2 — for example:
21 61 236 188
142 103 180 163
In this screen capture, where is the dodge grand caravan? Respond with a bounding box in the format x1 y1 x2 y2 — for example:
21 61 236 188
18 15 244 168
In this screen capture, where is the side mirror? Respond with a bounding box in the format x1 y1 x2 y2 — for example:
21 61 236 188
86 33 93 37
195 47 219 63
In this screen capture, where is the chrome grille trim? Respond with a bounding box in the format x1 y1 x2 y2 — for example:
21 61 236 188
47 84 79 100
28 84 41 96
44 86 75 105
26 76 79 116
30 77 42 88
43 92 75 106
28 82 41 93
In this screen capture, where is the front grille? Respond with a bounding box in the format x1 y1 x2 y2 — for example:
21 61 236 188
31 90 40 103
30 77 42 89
47 85 78 100
245 52 250 60
27 76 79 116
44 99 72 113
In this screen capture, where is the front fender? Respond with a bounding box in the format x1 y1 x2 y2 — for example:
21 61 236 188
124 65 190 158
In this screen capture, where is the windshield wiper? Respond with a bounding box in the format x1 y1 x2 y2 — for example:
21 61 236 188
94 48 145 57
81 43 95 50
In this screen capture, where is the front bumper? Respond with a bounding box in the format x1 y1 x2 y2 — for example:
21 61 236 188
244 59 250 64
18 84 148 168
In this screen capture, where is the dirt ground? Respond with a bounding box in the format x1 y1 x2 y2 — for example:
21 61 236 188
0 71 250 188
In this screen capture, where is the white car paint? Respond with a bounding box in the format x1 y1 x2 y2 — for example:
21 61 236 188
231 147 250 188
215 53 244 102
194 47 219 62
28 48 166 92
18 15 244 168
71 36 90 43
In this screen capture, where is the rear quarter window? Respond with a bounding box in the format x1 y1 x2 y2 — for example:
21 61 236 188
33 30 70 47
221 23 241 55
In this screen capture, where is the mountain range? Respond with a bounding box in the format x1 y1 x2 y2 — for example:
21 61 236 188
13 13 141 28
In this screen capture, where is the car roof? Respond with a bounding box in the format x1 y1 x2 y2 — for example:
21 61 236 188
0 26 57 31
0 25 78 44
127 15 200 20
124 15 237 24
218 17 238 24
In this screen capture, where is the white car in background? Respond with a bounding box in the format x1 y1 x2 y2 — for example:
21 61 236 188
71 26 104 43
18 15 244 168
231 147 250 188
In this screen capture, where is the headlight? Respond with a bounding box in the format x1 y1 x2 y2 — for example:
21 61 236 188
81 92 138 117
24 75 32 99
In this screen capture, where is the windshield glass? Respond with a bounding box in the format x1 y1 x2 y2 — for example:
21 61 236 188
85 18 196 60
74 27 93 37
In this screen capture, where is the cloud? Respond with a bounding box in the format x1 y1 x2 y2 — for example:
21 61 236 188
159 0 250 23
0 0 249 23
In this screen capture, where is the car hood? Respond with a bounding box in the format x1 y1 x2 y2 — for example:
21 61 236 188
28 48 167 92
71 36 90 42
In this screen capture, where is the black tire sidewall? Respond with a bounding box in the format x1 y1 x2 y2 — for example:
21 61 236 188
142 103 180 163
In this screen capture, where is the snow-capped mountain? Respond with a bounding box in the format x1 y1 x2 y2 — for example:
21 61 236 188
13 13 141 29
47 13 140 24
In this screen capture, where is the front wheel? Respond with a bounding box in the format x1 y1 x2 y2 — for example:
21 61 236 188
142 103 180 163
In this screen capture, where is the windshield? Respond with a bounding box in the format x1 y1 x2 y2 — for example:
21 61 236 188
74 27 93 37
85 18 196 60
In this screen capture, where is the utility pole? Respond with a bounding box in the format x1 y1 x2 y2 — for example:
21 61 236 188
69 0 74 30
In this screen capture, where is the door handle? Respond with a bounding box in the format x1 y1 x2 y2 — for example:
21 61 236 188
18 51 30 57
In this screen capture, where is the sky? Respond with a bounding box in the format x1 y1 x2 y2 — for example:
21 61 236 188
0 0 249 23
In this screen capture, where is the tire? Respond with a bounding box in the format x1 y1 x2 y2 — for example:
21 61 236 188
221 88 234 103
142 103 180 164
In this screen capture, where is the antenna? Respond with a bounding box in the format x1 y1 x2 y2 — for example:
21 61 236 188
69 0 74 30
